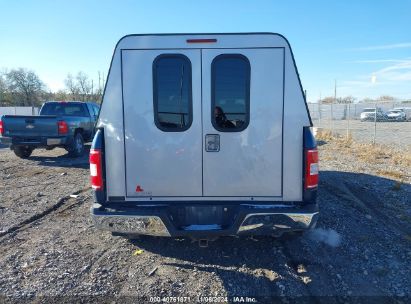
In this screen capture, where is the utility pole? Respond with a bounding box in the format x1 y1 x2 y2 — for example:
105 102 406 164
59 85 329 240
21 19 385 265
371 75 377 144
347 103 350 138
318 92 322 127
334 79 337 103
98 71 101 93
331 80 337 134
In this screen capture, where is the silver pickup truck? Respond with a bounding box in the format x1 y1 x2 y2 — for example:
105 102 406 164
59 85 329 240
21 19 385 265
90 33 319 242
0 101 100 158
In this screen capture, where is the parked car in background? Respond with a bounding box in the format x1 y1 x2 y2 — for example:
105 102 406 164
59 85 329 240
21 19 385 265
360 107 386 122
0 101 100 158
393 107 411 121
386 109 406 121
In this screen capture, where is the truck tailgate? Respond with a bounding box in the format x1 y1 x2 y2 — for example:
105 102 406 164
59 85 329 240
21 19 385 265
2 115 59 137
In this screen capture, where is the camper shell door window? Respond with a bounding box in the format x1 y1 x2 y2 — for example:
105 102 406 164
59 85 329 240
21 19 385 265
211 54 251 132
153 54 193 132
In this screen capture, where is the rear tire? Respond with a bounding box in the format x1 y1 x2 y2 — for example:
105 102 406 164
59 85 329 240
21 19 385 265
67 132 85 157
13 146 33 159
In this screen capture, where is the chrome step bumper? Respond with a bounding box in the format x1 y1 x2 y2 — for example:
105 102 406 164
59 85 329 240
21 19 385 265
91 203 319 237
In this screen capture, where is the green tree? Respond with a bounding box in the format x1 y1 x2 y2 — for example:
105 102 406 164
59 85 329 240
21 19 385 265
0 73 8 106
319 96 335 104
76 72 91 101
337 96 356 104
6 68 45 106
64 73 80 100
378 95 395 102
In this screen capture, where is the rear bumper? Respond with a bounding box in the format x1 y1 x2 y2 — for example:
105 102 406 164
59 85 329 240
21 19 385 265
91 202 319 238
0 136 71 147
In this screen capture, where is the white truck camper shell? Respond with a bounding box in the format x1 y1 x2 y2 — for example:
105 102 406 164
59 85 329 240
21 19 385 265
90 33 318 239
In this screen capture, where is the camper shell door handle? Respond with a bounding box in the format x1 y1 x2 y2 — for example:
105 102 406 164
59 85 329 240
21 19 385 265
205 134 220 152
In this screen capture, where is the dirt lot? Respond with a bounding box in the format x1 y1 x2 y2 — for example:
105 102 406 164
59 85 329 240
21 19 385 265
0 140 410 303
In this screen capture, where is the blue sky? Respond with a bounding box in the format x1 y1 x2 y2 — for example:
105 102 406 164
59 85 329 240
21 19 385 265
1 0 410 101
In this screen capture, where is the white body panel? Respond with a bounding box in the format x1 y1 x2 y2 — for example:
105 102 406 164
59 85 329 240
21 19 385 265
201 48 283 197
122 50 202 197
98 33 311 202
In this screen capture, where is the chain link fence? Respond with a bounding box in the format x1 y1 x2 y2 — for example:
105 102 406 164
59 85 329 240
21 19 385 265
308 100 411 150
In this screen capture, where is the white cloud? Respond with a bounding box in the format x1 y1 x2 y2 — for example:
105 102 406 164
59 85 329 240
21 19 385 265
335 59 411 99
374 60 411 82
350 59 409 64
350 43 411 51
342 59 411 87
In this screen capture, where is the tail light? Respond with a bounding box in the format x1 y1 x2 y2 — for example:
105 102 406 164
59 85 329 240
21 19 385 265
57 121 68 135
90 149 103 190
304 148 319 189
0 120 3 136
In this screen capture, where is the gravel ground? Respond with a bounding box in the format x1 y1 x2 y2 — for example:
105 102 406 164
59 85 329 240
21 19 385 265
0 142 410 303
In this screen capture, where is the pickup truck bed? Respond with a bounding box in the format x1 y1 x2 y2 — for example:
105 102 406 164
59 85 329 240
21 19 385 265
1 115 59 137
